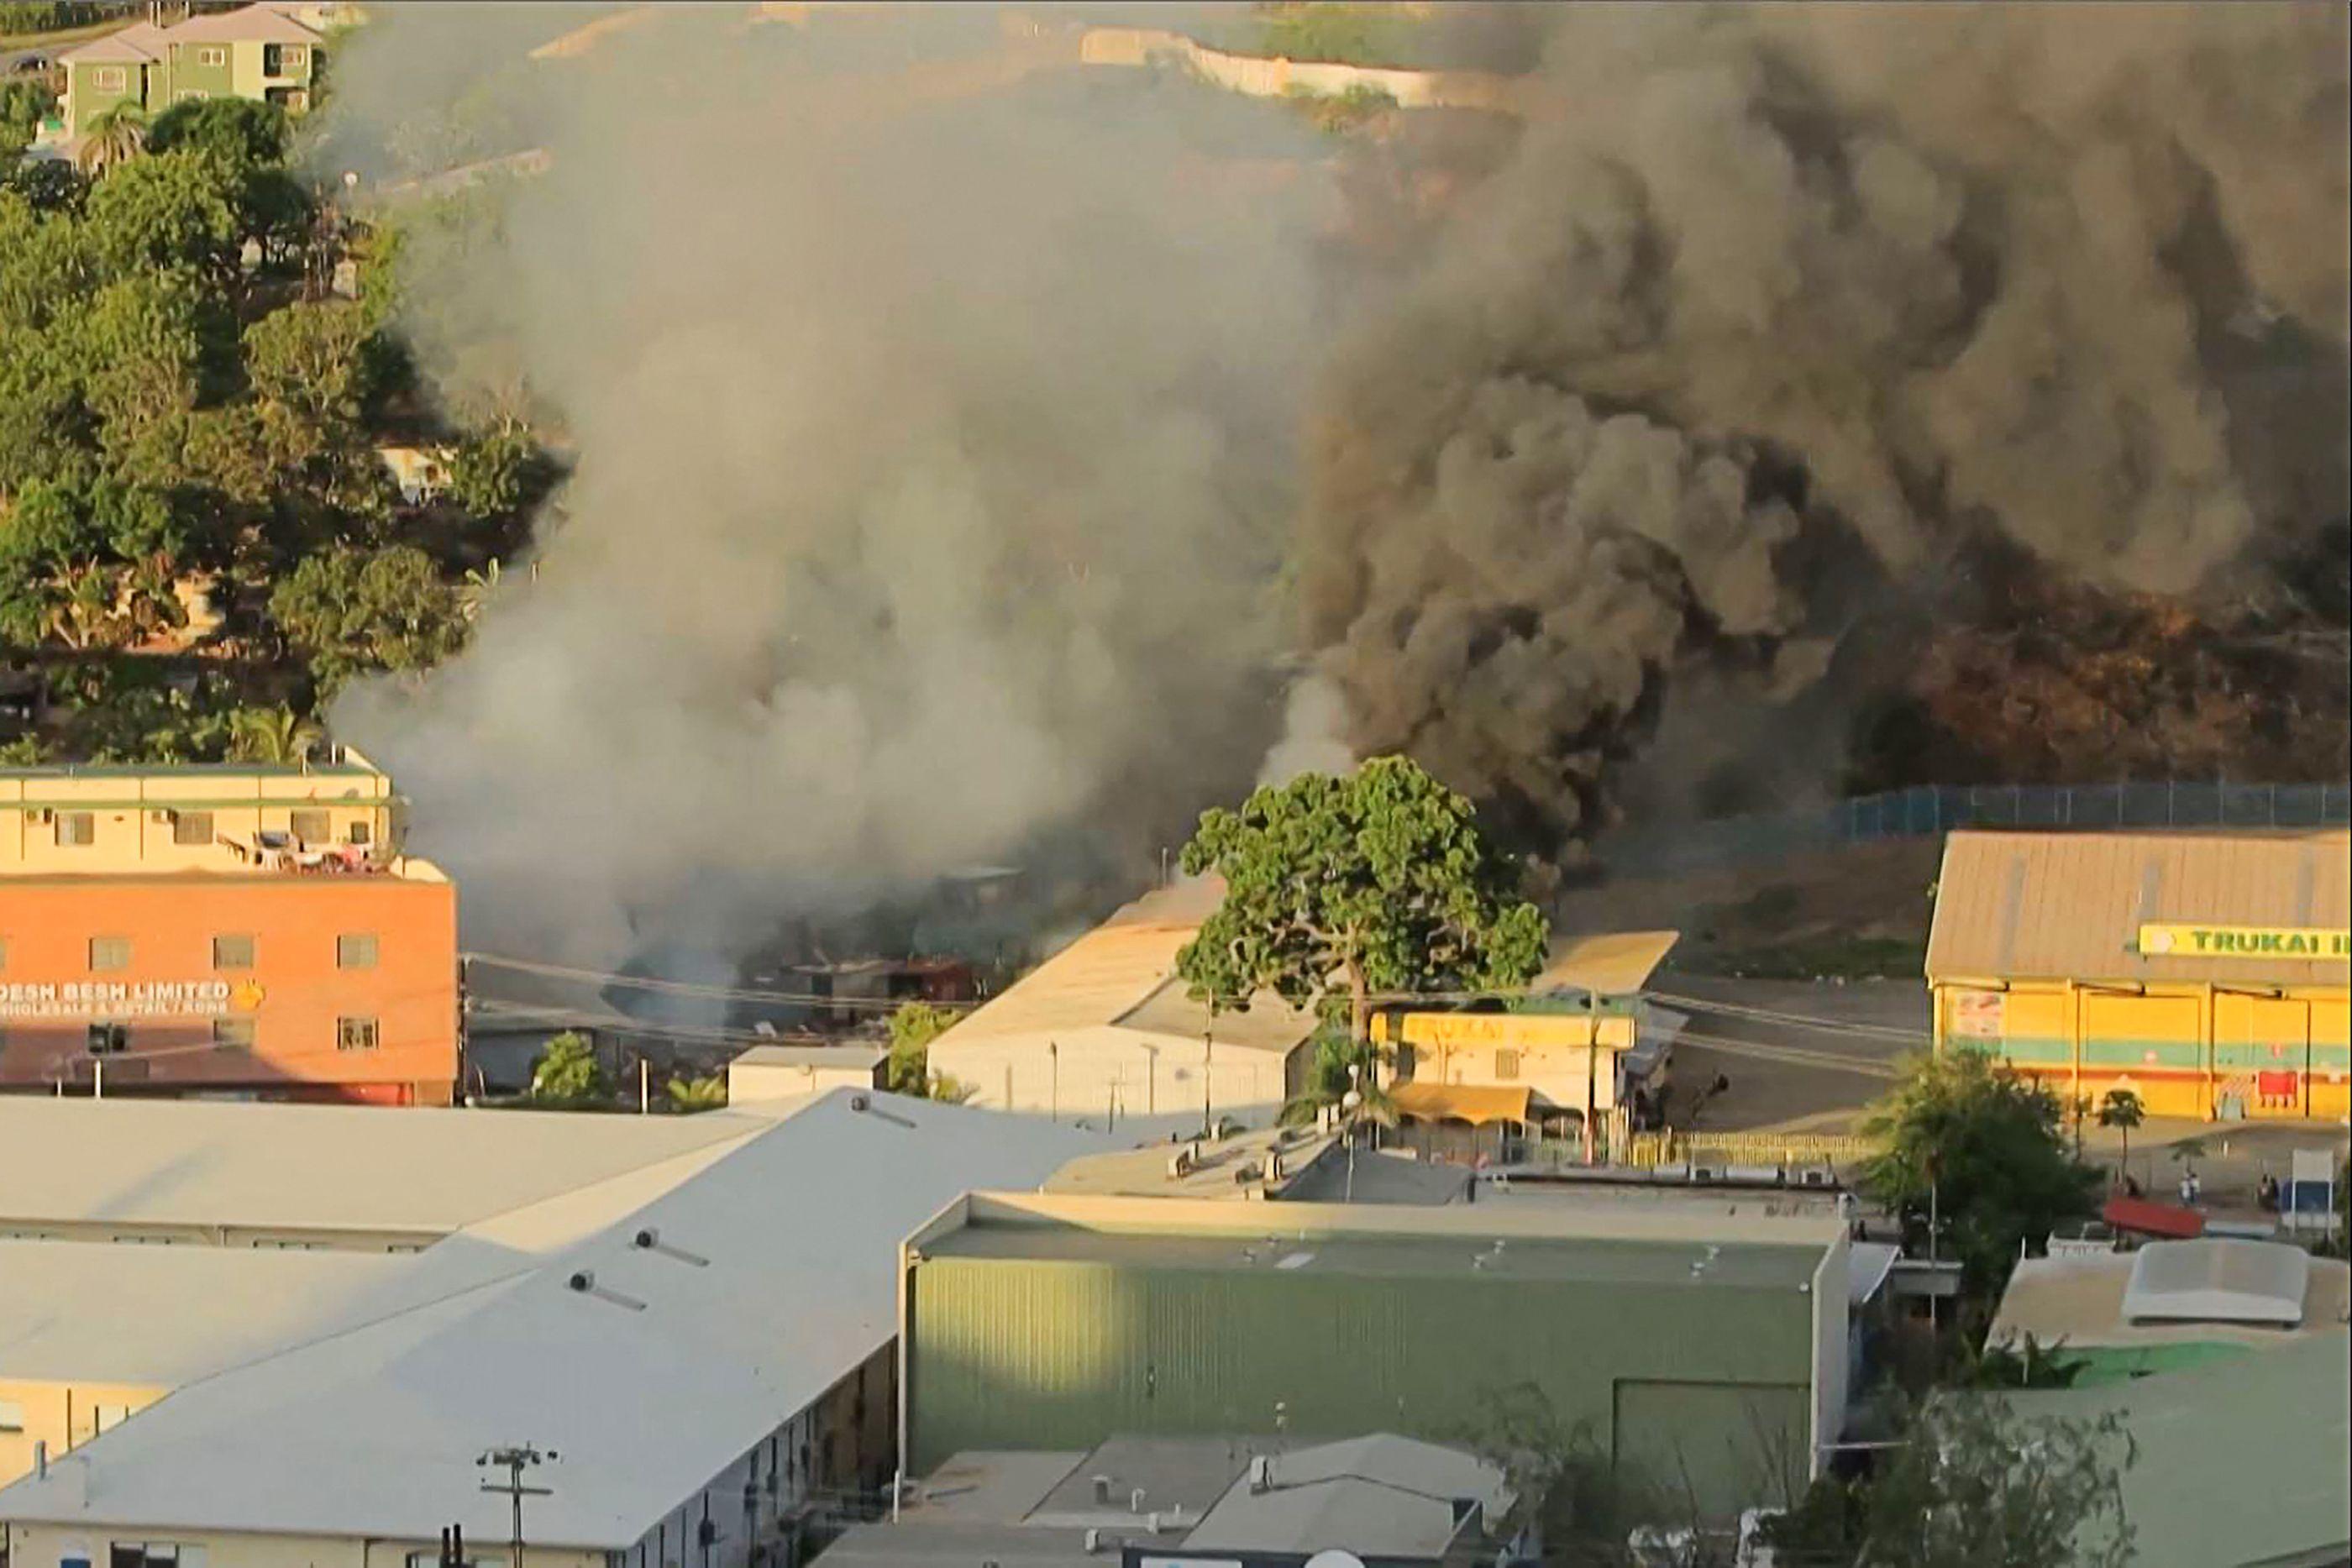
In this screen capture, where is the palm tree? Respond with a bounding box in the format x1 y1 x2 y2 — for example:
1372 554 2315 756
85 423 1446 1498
1278 1031 1398 1138
2097 1088 2145 1189
664 1074 728 1114
77 103 149 178
227 704 324 765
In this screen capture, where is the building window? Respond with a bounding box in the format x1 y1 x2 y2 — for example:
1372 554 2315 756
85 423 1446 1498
174 89 210 102
213 932 255 969
1494 1048 1521 1080
92 65 126 90
57 810 96 847
197 45 226 66
0 1398 24 1431
337 1016 379 1051
87 1021 129 1055
212 1018 255 1050
108 1546 202 1568
337 932 378 969
347 818 372 846
173 810 215 846
90 936 131 972
289 808 330 843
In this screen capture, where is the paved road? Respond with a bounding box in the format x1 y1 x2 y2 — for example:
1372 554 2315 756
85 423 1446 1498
1652 974 1929 1133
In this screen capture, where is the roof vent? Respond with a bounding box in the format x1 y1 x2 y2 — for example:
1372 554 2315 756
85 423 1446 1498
1082 1529 1102 1555
633 1227 710 1267
567 1268 646 1311
1092 1475 1113 1504
1248 1455 1274 1493
1130 1487 1146 1513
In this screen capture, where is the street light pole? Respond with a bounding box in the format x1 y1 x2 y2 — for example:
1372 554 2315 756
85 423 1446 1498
479 1444 555 1564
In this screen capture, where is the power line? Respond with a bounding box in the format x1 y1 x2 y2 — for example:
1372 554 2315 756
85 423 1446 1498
461 952 977 1012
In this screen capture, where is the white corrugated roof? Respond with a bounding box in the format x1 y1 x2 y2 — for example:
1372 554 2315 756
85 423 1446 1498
934 879 1316 1060
0 1090 1108 1547
0 1242 410 1385
1181 1434 1511 1555
2123 1239 2313 1326
0 1097 770 1235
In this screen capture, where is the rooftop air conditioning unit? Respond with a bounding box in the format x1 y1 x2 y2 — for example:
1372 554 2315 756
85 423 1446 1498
1082 1529 1103 1555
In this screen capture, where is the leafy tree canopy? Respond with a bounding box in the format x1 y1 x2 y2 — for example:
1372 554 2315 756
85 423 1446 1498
1861 1046 2101 1300
1175 755 1548 1042
81 149 243 281
885 999 968 1099
268 543 468 695
528 1030 608 1106
147 97 290 166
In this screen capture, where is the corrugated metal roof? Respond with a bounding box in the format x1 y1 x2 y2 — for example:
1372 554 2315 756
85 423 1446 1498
1989 1252 2350 1351
0 1090 1110 1546
1533 930 1680 996
1925 828 2351 984
1987 1334 2350 1568
0 1097 768 1235
935 879 1315 1058
2123 1239 2311 1325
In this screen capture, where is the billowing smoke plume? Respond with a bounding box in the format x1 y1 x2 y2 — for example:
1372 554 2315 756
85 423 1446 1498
321 7 1327 962
1299 3 2350 847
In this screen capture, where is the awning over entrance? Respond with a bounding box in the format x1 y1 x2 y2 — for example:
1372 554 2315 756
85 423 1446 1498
2102 1195 2206 1240
1389 1081 1533 1126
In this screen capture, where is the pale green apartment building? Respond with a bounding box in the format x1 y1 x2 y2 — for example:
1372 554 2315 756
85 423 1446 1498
58 3 327 141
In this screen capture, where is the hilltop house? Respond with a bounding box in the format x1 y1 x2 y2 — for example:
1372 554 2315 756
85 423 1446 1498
57 3 327 142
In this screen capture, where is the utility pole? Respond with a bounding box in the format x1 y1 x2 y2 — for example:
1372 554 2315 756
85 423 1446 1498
456 955 472 1101
1202 1004 1218 1139
479 1444 555 1564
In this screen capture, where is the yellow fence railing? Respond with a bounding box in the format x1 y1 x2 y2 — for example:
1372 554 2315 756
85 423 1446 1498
1624 1130 1882 1171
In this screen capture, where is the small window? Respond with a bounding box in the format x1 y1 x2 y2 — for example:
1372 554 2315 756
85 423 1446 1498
93 65 127 90
282 45 304 67
173 810 216 847
57 811 96 847
337 1016 378 1051
212 1018 255 1050
197 45 226 66
213 933 255 969
1494 1048 1521 1080
87 1022 128 1055
337 932 378 969
289 808 330 842
90 936 131 972
346 818 372 846
0 1397 24 1431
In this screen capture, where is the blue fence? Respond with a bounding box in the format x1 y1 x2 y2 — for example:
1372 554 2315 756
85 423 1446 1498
1609 781 2352 875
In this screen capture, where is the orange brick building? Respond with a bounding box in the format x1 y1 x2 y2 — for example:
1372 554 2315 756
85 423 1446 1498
1 755 459 1104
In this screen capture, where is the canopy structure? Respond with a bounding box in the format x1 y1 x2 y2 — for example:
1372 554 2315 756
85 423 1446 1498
1389 1081 1534 1126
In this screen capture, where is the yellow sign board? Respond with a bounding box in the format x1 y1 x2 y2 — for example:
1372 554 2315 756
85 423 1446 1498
1372 1011 1601 1051
2137 925 2352 961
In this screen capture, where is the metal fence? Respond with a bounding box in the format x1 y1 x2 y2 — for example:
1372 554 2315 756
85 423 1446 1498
1610 781 2352 875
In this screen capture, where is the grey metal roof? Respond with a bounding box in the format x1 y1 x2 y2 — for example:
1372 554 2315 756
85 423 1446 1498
2123 1239 2313 1326
1986 1334 2350 1568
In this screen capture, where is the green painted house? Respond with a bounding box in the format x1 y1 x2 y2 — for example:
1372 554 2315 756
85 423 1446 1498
59 3 326 142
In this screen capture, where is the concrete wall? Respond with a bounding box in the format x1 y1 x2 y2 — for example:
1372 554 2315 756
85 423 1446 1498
0 874 458 1102
931 1025 1294 1128
2 763 400 876
0 1523 601 1568
1938 979 2350 1121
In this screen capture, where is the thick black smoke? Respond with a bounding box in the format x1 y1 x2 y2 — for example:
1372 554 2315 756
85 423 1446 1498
1299 3 2350 848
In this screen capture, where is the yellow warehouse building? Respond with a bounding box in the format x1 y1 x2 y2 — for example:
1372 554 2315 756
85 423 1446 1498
1927 829 2350 1122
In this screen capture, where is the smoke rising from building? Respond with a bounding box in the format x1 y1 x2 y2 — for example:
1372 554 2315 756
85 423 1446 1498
1298 3 2349 846
325 4 2349 962
323 7 1327 962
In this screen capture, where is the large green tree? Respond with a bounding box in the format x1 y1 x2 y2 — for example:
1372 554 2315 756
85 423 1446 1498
1861 1047 2102 1301
1174 756 1548 1046
269 543 468 693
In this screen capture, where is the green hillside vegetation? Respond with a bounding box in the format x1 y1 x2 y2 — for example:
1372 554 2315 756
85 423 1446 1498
0 98 550 765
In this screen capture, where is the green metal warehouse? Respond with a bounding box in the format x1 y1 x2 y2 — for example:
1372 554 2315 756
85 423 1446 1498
897 1193 1851 1520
